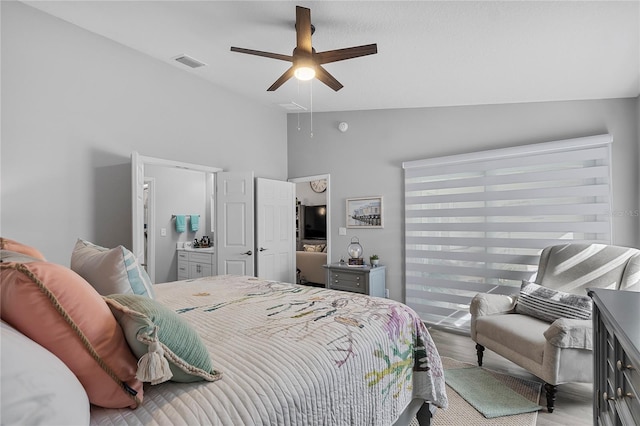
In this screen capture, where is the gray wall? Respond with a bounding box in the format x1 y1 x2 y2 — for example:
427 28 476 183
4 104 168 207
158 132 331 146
296 182 327 207
1 2 287 266
288 99 640 301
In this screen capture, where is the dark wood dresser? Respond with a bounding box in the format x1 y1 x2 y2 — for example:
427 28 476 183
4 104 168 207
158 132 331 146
589 288 640 425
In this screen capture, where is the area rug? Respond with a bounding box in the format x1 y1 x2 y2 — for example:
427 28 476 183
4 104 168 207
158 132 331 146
445 366 542 418
412 357 542 426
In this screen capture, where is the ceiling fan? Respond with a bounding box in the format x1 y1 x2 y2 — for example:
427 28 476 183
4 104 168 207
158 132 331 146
230 5 377 92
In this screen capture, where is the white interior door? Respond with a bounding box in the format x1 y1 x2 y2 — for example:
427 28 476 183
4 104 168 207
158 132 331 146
132 152 145 266
256 178 295 282
216 171 255 276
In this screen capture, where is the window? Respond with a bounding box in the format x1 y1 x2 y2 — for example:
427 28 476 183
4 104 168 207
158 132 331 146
403 134 612 332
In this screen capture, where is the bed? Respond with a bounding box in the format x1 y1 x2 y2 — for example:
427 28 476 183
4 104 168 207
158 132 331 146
1 238 447 426
93 275 447 425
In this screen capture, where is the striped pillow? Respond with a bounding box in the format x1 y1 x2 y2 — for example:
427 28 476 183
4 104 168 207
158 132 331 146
515 281 592 323
71 239 155 299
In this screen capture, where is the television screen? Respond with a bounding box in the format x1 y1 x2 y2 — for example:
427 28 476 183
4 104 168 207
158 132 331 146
304 205 327 240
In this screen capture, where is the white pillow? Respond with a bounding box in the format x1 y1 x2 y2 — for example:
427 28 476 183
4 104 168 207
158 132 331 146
0 321 90 425
70 238 155 298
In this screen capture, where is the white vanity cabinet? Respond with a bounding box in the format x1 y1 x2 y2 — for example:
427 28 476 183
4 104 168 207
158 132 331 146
177 248 215 280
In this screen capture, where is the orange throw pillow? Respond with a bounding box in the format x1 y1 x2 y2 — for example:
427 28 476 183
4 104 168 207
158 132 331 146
0 237 46 260
0 261 143 408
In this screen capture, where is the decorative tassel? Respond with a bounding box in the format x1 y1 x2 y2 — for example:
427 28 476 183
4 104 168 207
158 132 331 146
136 326 173 385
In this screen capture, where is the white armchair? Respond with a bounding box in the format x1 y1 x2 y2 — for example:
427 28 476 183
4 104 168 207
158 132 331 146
470 243 640 413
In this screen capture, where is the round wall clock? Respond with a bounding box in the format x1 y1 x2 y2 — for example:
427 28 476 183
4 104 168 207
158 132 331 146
310 179 327 193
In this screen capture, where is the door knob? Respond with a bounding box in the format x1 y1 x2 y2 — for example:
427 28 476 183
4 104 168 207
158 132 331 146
259 247 268 252
243 250 253 256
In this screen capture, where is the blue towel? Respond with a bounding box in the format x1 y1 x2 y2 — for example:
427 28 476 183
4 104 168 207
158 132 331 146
190 215 200 232
175 215 186 233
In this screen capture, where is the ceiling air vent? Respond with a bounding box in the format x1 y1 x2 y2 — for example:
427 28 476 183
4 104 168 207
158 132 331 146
174 55 206 69
278 102 307 111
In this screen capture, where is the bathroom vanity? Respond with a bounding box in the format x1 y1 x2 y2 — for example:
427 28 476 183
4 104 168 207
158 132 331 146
177 247 216 280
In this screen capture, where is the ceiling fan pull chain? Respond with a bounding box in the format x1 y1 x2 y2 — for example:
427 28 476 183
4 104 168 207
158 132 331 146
310 81 313 138
297 80 301 131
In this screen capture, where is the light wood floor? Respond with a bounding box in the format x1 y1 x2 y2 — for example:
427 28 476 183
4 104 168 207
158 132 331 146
428 327 592 426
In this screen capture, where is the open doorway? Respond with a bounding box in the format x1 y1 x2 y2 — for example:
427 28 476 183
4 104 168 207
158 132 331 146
132 152 222 284
288 174 331 287
143 178 156 283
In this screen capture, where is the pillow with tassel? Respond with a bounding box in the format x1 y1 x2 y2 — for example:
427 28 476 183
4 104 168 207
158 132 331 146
104 294 222 385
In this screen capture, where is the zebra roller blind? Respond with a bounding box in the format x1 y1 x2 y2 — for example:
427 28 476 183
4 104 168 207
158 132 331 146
403 134 612 332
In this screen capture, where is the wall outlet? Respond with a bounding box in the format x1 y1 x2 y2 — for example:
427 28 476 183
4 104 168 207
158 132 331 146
339 227 347 236
385 288 390 298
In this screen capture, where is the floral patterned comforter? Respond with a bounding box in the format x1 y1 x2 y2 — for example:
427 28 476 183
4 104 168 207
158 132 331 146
91 275 447 425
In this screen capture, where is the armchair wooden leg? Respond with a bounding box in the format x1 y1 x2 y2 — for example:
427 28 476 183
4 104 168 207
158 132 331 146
475 344 485 367
544 383 557 413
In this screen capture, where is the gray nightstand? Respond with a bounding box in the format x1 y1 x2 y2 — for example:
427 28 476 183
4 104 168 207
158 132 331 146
323 263 386 298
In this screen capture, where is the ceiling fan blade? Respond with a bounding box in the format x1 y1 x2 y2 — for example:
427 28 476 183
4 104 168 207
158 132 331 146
267 66 295 91
316 44 378 64
230 47 292 62
296 6 312 53
315 66 343 91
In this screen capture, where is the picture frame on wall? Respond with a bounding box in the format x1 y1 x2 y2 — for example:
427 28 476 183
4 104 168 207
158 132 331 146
346 196 383 229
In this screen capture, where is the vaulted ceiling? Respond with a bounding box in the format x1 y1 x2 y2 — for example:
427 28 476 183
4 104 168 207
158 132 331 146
24 1 640 113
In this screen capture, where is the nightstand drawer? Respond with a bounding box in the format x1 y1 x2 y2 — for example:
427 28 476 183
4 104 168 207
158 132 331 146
329 272 366 294
331 271 364 284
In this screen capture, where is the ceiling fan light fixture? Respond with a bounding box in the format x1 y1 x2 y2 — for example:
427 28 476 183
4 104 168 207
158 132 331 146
294 65 316 81
231 6 377 91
